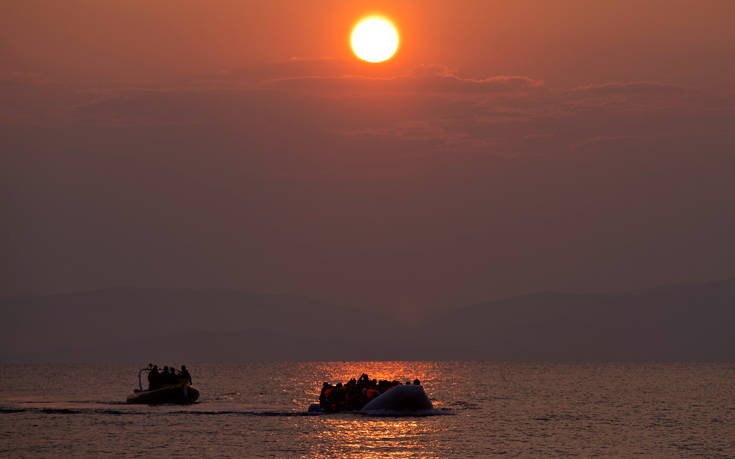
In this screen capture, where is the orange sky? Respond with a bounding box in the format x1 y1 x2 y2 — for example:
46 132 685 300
3 0 734 87
2 1 735 312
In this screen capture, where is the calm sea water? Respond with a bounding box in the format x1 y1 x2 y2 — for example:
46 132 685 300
1 362 733 457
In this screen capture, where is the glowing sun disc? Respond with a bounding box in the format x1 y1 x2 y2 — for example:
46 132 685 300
351 18 399 63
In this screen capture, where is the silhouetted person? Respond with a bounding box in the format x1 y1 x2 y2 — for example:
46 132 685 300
148 365 160 389
413 379 421 385
325 383 345 411
320 382 331 405
366 387 380 402
180 365 191 385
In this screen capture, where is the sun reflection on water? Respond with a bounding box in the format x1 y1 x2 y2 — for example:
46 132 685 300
296 361 444 457
312 361 436 386
305 417 441 457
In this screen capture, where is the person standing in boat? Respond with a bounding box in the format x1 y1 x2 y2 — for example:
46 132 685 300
169 366 178 384
319 382 332 405
180 365 192 385
148 365 160 389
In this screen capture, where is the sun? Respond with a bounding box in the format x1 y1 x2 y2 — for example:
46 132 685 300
351 17 399 63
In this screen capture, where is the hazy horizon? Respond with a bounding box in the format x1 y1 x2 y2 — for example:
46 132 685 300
3 278 733 362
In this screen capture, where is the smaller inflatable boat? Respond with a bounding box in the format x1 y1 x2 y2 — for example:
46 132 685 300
126 365 200 405
127 383 199 405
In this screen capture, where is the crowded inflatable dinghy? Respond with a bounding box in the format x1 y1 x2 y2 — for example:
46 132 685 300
309 373 433 414
126 364 199 405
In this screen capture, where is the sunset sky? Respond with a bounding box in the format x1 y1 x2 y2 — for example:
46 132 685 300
2 0 735 314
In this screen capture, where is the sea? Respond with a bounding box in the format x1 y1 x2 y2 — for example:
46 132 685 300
1 362 733 457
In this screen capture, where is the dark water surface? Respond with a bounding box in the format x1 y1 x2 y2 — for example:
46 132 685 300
1 362 733 457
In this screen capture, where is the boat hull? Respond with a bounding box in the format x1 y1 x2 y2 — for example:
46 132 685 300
126 384 199 405
360 385 433 413
316 384 433 414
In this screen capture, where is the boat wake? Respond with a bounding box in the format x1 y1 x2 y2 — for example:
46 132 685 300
1 405 452 417
0 406 320 416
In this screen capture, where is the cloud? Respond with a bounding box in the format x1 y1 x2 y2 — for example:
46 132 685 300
571 135 650 151
561 81 707 114
569 81 696 97
2 60 733 160
266 69 543 96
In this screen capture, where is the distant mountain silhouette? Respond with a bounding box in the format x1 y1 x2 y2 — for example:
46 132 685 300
1 280 733 362
0 287 394 362
414 278 735 361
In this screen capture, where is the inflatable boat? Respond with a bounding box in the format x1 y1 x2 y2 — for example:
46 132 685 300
309 381 433 414
127 383 199 405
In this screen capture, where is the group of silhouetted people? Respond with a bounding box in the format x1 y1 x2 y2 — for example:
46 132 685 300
319 373 421 412
147 364 192 390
